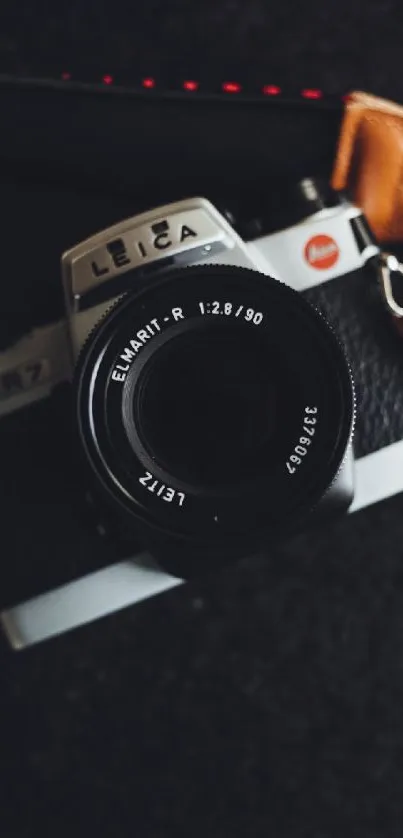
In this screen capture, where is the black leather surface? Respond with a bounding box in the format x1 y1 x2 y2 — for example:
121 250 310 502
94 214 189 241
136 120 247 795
304 265 403 458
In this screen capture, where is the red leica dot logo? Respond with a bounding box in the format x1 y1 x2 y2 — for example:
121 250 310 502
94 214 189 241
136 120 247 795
304 234 339 269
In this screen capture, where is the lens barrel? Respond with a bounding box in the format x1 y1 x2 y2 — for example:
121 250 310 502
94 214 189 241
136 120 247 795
76 265 354 577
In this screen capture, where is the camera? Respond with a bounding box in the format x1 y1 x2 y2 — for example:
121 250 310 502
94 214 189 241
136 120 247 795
2 176 400 649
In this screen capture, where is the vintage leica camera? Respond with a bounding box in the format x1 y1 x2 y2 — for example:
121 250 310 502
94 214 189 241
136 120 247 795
3 177 402 649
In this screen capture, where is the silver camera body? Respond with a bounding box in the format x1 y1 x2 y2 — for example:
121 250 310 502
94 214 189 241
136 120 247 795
0 194 377 420
2 193 393 651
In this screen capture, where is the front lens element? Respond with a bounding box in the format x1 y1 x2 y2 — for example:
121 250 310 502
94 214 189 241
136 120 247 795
134 322 280 485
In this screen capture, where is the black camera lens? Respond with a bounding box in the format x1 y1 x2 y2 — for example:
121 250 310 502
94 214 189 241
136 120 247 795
76 265 354 577
131 322 279 486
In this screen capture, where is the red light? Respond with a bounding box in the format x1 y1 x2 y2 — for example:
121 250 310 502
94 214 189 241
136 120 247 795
301 88 323 100
262 84 281 96
222 82 241 94
183 80 199 92
102 75 113 85
342 93 351 103
142 77 156 89
61 72 71 81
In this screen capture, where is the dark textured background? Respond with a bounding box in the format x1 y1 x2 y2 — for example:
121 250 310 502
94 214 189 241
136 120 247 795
3 3 403 837
2 0 403 102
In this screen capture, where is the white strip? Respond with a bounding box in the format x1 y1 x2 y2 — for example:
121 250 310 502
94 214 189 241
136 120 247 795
1 555 181 650
350 438 403 513
2 439 403 650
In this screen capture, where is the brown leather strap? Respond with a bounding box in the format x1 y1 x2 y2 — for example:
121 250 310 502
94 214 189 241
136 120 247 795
332 91 403 242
